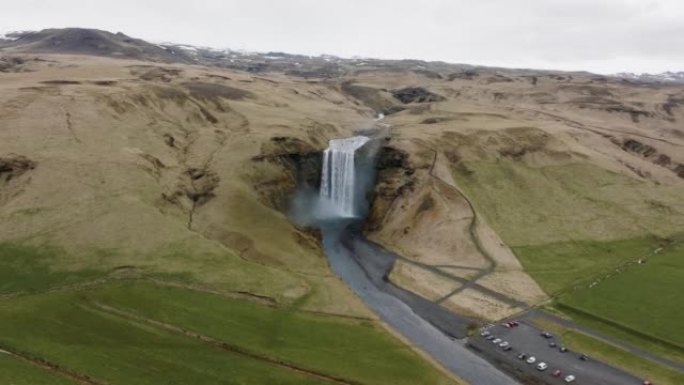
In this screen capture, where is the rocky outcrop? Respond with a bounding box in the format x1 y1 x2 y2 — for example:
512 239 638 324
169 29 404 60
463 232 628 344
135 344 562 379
447 70 479 81
251 136 323 210
617 138 684 179
340 81 404 115
391 87 446 104
605 105 653 123
0 56 33 73
0 155 35 206
364 146 414 232
622 139 657 157
662 95 684 117
0 155 35 182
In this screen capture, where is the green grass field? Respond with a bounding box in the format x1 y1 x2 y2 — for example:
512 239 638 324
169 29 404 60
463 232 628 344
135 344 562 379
452 160 684 247
0 243 104 294
0 282 456 385
559 240 684 349
0 354 77 385
512 237 663 295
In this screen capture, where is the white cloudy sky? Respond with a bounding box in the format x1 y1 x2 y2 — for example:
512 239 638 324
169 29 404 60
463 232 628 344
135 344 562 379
1 0 683 74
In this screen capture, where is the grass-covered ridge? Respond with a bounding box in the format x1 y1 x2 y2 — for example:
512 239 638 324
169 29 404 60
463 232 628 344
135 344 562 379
452 159 684 246
0 282 457 385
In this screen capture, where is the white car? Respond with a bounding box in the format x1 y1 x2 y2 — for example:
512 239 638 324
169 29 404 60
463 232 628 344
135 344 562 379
492 338 502 344
565 375 576 383
499 341 509 348
526 356 536 364
536 362 548 371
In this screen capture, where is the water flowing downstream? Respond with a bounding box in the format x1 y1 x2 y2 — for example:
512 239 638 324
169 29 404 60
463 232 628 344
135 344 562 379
319 136 370 218
311 135 518 385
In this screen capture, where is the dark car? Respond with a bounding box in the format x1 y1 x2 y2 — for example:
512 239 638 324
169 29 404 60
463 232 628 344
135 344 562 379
503 345 512 351
486 335 495 340
549 341 557 348
579 353 589 361
517 353 527 360
559 346 568 353
541 331 553 338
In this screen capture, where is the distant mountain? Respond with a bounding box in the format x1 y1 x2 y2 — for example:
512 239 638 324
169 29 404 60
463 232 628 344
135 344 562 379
0 28 194 63
0 28 567 79
7 27 674 84
614 71 684 84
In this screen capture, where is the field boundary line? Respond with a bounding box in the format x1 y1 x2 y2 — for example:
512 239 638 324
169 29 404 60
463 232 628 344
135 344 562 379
85 301 364 385
556 303 684 353
0 343 104 385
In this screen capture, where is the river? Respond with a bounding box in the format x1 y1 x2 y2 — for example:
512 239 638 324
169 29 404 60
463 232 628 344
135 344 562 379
319 220 519 385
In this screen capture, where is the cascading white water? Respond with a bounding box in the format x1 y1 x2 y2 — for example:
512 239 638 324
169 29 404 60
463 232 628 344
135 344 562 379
320 136 370 218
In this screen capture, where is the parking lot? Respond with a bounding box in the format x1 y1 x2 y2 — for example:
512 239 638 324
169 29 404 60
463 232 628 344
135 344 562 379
469 320 646 385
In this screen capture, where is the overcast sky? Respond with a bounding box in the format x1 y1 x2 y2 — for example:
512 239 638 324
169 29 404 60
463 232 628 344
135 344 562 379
1 0 682 74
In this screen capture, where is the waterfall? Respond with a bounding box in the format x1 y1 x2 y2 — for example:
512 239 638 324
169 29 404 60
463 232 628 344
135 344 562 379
320 136 370 218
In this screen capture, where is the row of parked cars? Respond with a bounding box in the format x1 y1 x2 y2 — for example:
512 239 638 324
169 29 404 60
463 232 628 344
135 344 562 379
480 327 576 383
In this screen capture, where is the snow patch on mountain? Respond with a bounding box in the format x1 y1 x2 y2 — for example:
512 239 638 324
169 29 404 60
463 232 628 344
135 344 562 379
615 71 684 83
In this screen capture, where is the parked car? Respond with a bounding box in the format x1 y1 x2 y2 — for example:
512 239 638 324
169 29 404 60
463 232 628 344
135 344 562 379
536 362 548 371
526 356 537 364
502 345 512 351
492 338 502 344
579 353 589 361
549 341 557 348
552 369 562 377
486 335 495 340
481 330 491 337
565 375 576 383
517 353 527 360
511 320 520 327
541 331 553 338
499 341 509 348
642 381 652 385
503 322 513 328
559 346 568 353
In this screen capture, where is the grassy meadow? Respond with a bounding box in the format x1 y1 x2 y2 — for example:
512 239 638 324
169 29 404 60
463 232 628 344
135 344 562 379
512 237 663 295
0 281 457 385
0 354 77 385
558 239 684 350
452 159 684 247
